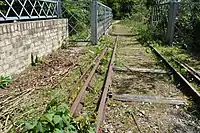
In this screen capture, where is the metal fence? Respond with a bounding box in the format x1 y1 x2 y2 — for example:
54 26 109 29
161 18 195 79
0 0 113 44
97 2 112 40
61 1 91 42
91 1 113 44
150 3 169 40
151 1 200 48
0 0 59 21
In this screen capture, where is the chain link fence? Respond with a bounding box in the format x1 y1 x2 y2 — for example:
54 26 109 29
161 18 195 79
151 1 200 50
61 1 91 42
151 2 169 41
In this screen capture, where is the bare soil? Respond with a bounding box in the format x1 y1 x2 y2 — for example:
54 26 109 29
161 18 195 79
104 101 200 133
111 72 185 99
116 37 159 69
0 46 90 132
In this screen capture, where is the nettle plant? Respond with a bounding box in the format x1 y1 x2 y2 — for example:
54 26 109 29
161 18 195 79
22 103 95 133
0 76 12 89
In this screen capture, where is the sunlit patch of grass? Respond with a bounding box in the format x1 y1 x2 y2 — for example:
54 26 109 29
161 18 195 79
119 19 148 34
153 44 200 71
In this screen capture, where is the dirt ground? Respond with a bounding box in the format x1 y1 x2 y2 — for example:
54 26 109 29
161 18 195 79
111 72 185 99
115 37 160 69
0 45 91 132
104 101 200 133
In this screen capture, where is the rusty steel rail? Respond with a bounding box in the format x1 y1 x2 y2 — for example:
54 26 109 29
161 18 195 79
96 37 118 133
173 59 200 85
149 45 200 103
68 50 104 101
184 63 200 78
70 48 108 116
109 33 137 37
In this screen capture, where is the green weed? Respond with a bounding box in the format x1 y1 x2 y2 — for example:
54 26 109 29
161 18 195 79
0 76 12 89
22 103 95 133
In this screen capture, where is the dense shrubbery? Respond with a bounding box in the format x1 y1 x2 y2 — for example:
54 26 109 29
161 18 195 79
119 0 200 54
174 5 200 52
22 103 95 133
146 0 200 53
99 0 138 19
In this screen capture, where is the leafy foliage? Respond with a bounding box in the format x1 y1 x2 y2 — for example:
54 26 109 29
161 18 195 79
174 4 200 52
99 0 137 19
149 0 200 53
0 1 6 13
61 0 90 39
0 76 12 89
22 103 95 133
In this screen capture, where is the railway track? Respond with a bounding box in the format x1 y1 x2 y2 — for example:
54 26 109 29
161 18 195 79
173 59 200 85
150 45 200 103
70 47 108 115
69 33 200 132
99 36 200 132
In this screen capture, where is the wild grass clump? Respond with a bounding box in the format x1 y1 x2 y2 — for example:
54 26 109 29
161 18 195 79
0 76 12 89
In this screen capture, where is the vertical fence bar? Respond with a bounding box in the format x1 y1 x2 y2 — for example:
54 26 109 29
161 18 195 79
57 0 62 18
166 1 177 45
150 7 154 28
91 0 98 45
103 6 106 33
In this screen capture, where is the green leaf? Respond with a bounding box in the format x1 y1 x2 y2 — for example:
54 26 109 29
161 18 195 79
36 122 44 133
45 113 54 122
57 103 69 114
53 115 62 124
68 124 76 131
24 121 37 130
0 76 12 89
40 113 55 126
62 115 70 125
88 126 96 133
53 128 64 133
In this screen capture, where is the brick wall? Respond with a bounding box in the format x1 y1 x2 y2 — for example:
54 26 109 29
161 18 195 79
0 19 68 76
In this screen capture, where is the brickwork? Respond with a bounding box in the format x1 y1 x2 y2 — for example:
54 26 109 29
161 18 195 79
0 19 68 75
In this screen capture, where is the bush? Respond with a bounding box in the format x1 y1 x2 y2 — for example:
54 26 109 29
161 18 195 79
22 103 95 133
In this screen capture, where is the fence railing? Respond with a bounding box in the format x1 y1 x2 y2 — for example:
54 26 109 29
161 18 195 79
0 0 59 21
0 0 113 44
91 1 113 44
150 2 169 40
97 2 112 39
151 1 200 48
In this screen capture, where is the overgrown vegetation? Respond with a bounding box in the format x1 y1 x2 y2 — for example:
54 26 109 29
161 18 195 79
15 36 113 133
22 103 95 133
61 0 90 40
100 0 148 19
112 0 200 120
0 76 12 89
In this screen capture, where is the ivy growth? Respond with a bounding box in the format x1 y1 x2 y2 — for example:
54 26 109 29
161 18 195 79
22 103 95 133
